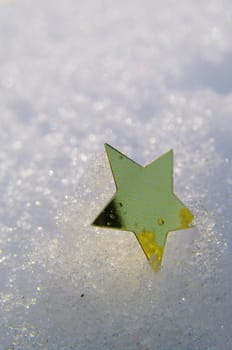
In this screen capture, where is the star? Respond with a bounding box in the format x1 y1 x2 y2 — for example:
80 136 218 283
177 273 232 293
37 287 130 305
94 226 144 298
92 144 194 271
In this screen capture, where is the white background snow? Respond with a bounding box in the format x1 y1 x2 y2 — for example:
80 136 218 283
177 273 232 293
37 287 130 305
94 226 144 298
0 0 231 349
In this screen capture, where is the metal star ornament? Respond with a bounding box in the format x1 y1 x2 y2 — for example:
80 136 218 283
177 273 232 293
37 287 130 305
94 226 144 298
92 144 194 271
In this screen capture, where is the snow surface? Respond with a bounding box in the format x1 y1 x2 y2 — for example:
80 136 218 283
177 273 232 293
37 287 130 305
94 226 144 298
0 0 232 349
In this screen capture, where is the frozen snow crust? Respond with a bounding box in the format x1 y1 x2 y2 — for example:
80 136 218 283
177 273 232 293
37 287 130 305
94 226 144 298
0 0 231 349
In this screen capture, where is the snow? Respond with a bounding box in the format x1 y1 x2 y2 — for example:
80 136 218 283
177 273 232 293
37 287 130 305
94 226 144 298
0 0 231 349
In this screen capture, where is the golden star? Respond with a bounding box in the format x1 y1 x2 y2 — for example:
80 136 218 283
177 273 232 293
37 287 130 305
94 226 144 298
92 144 194 271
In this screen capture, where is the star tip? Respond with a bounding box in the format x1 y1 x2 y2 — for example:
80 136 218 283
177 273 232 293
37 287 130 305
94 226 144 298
167 149 174 162
104 142 112 147
104 143 113 152
160 149 173 162
160 149 173 157
91 218 98 227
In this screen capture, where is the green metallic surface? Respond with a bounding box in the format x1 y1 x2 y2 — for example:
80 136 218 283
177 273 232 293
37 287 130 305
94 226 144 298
92 144 194 270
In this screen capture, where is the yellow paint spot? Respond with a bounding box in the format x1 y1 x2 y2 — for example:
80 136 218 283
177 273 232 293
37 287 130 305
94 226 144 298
179 207 194 228
136 230 163 271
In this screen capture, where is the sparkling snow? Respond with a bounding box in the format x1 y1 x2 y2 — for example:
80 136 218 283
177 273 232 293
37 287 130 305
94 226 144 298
0 0 231 349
